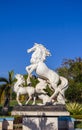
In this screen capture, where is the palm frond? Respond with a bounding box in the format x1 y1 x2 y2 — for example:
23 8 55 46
9 70 14 83
0 78 8 83
0 84 7 103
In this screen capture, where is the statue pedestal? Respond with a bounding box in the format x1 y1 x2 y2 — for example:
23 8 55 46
11 105 74 130
0 118 3 130
0 117 14 130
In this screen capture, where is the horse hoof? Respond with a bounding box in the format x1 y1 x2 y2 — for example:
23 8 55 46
32 103 35 105
19 103 22 106
25 103 28 105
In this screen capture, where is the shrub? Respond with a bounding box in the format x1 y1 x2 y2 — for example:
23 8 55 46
66 102 82 115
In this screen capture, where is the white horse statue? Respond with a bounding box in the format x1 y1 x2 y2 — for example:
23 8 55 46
26 43 68 104
26 43 60 90
14 74 68 105
13 43 68 105
13 74 36 106
13 74 51 106
37 76 68 105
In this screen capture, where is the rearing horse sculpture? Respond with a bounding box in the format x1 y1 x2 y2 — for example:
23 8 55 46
26 43 68 104
26 43 60 90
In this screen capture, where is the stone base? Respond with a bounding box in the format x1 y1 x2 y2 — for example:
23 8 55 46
11 104 69 116
0 119 3 130
0 117 14 130
23 116 58 130
11 105 74 130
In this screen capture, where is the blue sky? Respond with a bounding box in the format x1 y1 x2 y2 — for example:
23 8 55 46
0 0 82 77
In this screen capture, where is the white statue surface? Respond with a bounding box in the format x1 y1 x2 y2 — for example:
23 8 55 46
13 74 36 106
14 43 68 106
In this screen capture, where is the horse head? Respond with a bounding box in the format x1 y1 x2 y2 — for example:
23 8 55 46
15 74 25 85
27 43 51 64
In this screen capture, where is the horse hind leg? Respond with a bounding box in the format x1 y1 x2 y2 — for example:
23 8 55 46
27 74 31 85
51 83 58 90
32 96 36 105
16 93 22 106
25 96 32 105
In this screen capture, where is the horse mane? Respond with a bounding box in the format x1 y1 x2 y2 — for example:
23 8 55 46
15 74 25 86
31 43 51 63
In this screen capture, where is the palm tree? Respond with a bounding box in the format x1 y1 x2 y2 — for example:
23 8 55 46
0 70 15 110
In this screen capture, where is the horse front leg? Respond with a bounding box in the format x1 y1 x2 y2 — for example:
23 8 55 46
16 93 22 106
27 46 35 53
26 65 32 74
27 74 32 85
26 64 37 75
32 96 36 105
25 96 32 105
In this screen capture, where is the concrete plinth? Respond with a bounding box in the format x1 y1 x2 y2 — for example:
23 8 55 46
11 105 72 130
11 105 69 116
0 118 3 130
23 116 58 130
0 117 14 130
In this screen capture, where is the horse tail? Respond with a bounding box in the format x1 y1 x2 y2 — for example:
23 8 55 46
49 76 68 100
58 76 68 95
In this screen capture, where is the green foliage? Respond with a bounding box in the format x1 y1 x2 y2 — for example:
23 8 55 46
44 85 53 96
57 57 82 103
66 102 82 115
10 100 18 106
23 74 39 87
72 115 82 119
75 121 82 128
0 70 15 105
12 92 16 100
30 75 39 87
65 82 82 102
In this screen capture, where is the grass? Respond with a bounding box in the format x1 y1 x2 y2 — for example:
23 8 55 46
10 100 18 106
10 99 42 106
75 121 82 128
71 115 82 119
13 124 22 129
